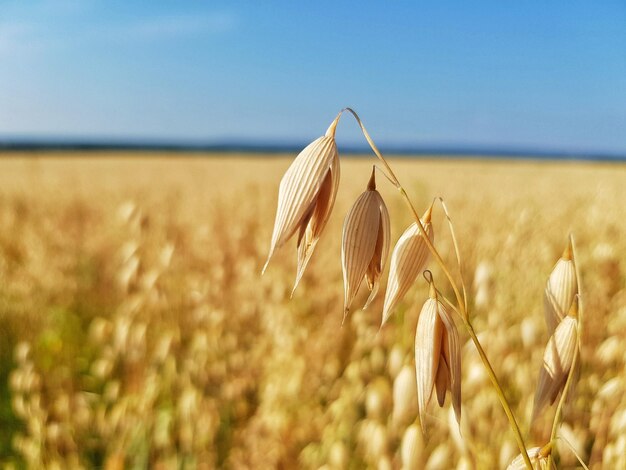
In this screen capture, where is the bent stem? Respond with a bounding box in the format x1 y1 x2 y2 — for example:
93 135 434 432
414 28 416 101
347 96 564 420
340 108 465 314
339 107 533 469
547 235 585 469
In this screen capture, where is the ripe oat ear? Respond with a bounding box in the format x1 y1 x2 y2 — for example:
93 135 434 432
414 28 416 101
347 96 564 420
363 194 390 310
342 191 380 315
293 154 340 295
415 297 442 432
263 115 341 286
531 313 578 424
415 276 462 433
543 239 577 334
341 168 390 321
381 204 434 327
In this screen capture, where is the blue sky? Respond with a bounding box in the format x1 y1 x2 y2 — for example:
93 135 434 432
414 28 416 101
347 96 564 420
1 0 625 154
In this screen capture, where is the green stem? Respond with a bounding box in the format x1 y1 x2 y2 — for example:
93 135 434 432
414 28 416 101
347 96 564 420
340 107 534 470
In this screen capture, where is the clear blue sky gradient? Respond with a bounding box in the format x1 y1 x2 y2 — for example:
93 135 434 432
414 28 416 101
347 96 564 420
1 0 625 153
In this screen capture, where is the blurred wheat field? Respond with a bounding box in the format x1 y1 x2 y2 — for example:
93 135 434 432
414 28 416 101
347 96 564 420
0 154 624 469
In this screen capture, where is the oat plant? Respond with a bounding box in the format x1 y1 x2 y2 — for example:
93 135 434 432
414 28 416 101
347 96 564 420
263 108 587 469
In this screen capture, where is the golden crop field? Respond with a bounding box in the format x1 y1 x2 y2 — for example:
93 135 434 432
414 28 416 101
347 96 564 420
0 154 624 469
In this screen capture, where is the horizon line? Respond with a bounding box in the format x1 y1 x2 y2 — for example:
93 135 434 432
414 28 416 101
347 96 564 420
0 137 625 162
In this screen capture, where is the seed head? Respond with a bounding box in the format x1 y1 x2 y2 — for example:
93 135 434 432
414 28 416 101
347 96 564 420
544 238 577 335
341 168 390 322
415 279 461 431
381 204 434 327
532 300 579 423
263 115 341 294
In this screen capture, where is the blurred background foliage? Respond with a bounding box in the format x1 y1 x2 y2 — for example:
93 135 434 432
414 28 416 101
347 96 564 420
0 155 624 469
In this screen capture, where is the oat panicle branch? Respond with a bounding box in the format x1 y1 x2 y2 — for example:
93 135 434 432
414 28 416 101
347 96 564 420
265 107 546 469
340 108 534 469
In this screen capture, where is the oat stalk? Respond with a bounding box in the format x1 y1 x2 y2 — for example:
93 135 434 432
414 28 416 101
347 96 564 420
338 107 534 469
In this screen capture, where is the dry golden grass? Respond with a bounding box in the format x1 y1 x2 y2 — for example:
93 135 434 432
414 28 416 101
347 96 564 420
0 153 625 469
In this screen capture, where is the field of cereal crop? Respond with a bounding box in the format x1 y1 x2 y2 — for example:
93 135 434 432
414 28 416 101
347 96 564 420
0 154 624 468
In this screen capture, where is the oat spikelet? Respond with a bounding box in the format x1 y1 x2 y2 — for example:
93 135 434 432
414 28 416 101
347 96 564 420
415 280 461 432
263 115 341 294
341 168 390 322
506 446 550 470
532 301 579 424
544 238 577 335
381 204 434 327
